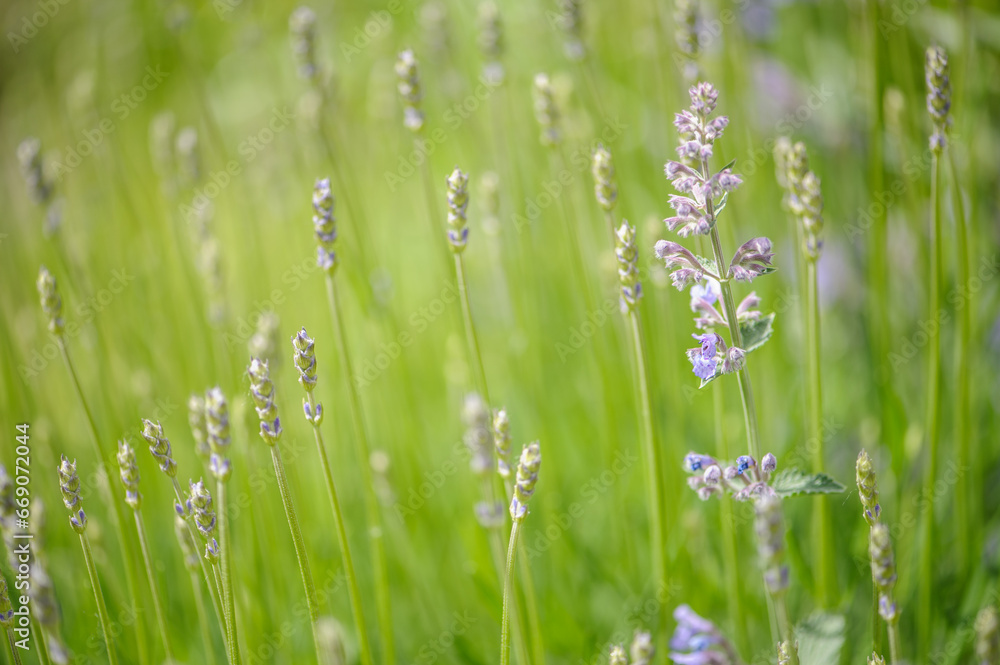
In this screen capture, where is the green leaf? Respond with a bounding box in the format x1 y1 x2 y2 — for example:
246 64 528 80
720 157 737 172
740 311 776 354
795 612 846 665
696 312 777 389
771 468 846 498
694 255 719 277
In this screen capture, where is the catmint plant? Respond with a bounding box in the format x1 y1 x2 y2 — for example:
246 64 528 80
668 604 741 665
654 82 774 462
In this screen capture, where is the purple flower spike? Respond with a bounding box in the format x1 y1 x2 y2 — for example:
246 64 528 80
730 237 775 282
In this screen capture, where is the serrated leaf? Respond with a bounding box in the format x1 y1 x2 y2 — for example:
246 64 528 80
694 255 719 278
771 468 846 498
740 311 776 354
696 312 777 389
795 612 846 665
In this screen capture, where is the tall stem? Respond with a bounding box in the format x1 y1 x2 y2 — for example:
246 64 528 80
80 534 119 665
806 260 834 604
269 446 323 661
306 393 374 665
949 149 970 569
870 540 881 656
5 628 22 665
325 274 395 665
774 594 800 665
707 226 761 461
888 623 901 664
455 254 490 404
217 480 241 665
626 309 667 603
58 341 146 663
714 388 747 652
30 617 51 665
500 520 522 665
918 154 943 661
133 512 173 661
189 569 216 665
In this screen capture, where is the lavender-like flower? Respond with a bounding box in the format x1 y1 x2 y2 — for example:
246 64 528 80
870 523 898 624
925 45 951 153
249 311 281 366
0 577 13 627
609 645 627 665
188 394 211 461
396 49 425 132
446 167 470 252
36 266 65 336
205 387 232 482
867 652 886 665
492 407 512 479
463 393 493 476
755 495 789 595
668 604 740 665
630 631 654 665
674 0 700 82
532 73 560 147
777 140 824 259
616 222 643 312
592 144 617 212
976 606 999 665
289 7 319 82
729 237 775 282
117 440 142 510
478 1 504 82
248 358 282 445
188 479 219 563
57 456 87 534
312 178 338 274
509 442 540 520
141 419 178 478
556 0 584 61
856 449 880 526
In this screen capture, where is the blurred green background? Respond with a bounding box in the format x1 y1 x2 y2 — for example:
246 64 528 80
1 0 999 663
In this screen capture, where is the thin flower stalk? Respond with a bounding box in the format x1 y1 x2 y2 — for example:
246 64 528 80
500 443 540 665
919 45 950 660
116 440 173 661
147 416 228 658
755 496 798 665
857 450 883 655
57 457 119 665
775 139 834 604
293 328 374 665
205 387 242 665
311 179 395 663
248 357 324 661
176 515 216 665
37 267 147 663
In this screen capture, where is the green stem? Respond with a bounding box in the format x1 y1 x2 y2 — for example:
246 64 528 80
500 520 522 665
455 254 490 404
217 480 241 665
189 569 216 665
871 568 881 656
30 617 50 665
918 153 943 662
707 225 761 462
80 533 119 665
269 445 323 661
171 478 228 653
806 260 834 605
306 393 374 665
714 388 748 653
325 274 395 665
133 512 173 661
6 628 22 665
888 623 901 665
417 136 452 273
626 309 667 600
774 594 800 665
949 149 970 570
58 340 146 664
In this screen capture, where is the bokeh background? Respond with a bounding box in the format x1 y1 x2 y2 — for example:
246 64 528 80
1 0 999 663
